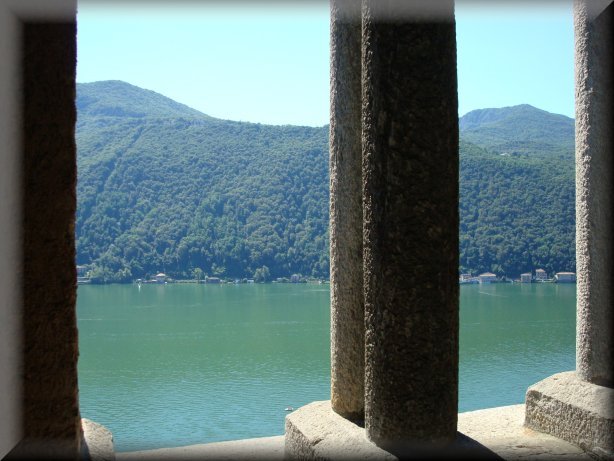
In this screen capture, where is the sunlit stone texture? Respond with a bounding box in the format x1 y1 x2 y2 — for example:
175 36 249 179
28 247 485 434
525 3 613 459
573 0 613 389
329 0 365 420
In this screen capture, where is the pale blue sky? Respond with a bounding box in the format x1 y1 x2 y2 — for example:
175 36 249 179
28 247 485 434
76 1 574 126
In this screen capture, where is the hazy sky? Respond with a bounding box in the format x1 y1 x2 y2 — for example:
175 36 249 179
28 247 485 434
76 1 574 126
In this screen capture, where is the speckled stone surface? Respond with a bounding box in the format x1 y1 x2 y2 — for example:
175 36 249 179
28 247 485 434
525 371 614 459
459 404 592 460
82 419 115 461
285 401 393 460
329 0 365 421
573 0 613 389
520 4 614 459
117 436 284 461
285 401 593 460
361 1 459 451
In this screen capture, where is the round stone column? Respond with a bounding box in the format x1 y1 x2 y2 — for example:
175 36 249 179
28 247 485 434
361 0 459 453
329 0 365 420
574 0 613 388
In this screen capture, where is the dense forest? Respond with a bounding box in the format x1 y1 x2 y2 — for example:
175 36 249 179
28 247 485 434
76 81 575 283
457 104 575 277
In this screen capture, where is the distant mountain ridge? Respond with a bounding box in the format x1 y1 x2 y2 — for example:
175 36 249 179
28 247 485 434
460 104 574 158
76 81 575 282
77 80 213 120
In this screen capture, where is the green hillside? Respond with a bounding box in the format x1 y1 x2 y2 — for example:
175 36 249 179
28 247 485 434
77 80 211 120
459 104 575 159
76 81 329 282
459 140 574 277
76 81 575 282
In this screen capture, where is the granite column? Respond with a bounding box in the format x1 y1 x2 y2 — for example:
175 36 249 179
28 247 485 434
329 0 365 421
573 0 613 389
361 0 459 453
524 3 613 458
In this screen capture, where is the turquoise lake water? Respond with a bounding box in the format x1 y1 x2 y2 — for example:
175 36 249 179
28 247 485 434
77 282 576 452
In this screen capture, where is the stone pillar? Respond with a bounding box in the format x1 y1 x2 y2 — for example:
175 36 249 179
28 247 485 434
574 0 613 389
524 3 613 459
361 0 459 453
329 0 365 421
14 20 81 459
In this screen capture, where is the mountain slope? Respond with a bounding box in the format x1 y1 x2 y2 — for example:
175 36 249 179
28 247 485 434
76 81 329 282
76 81 576 282
460 104 575 158
459 139 575 277
77 80 212 120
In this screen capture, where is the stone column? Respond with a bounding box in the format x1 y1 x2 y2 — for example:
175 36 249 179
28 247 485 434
15 20 81 459
574 0 613 389
329 0 365 420
524 3 613 458
361 0 459 453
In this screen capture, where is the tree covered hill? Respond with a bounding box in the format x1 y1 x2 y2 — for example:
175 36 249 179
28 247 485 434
76 81 575 282
77 80 211 120
458 104 575 277
459 104 575 159
76 81 329 282
458 140 574 278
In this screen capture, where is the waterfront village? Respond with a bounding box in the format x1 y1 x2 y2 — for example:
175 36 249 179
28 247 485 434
460 268 577 284
76 265 575 286
133 273 326 285
76 266 327 285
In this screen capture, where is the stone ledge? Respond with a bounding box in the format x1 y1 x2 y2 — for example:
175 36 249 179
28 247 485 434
116 436 284 460
285 400 592 460
525 371 614 460
285 400 394 460
82 418 115 461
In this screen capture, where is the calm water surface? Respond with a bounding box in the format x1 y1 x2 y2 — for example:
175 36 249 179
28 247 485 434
77 282 575 452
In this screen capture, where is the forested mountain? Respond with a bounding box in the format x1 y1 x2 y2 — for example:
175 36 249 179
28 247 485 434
76 81 575 283
458 104 575 277
459 104 574 158
76 81 329 283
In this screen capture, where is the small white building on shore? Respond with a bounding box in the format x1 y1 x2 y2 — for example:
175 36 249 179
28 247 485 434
520 273 532 283
478 272 497 284
555 272 576 283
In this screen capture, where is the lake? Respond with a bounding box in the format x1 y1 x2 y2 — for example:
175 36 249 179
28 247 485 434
77 282 576 452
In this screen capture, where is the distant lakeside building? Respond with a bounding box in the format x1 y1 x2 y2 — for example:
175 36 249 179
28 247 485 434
478 272 497 284
535 268 548 281
555 272 576 283
459 273 478 284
